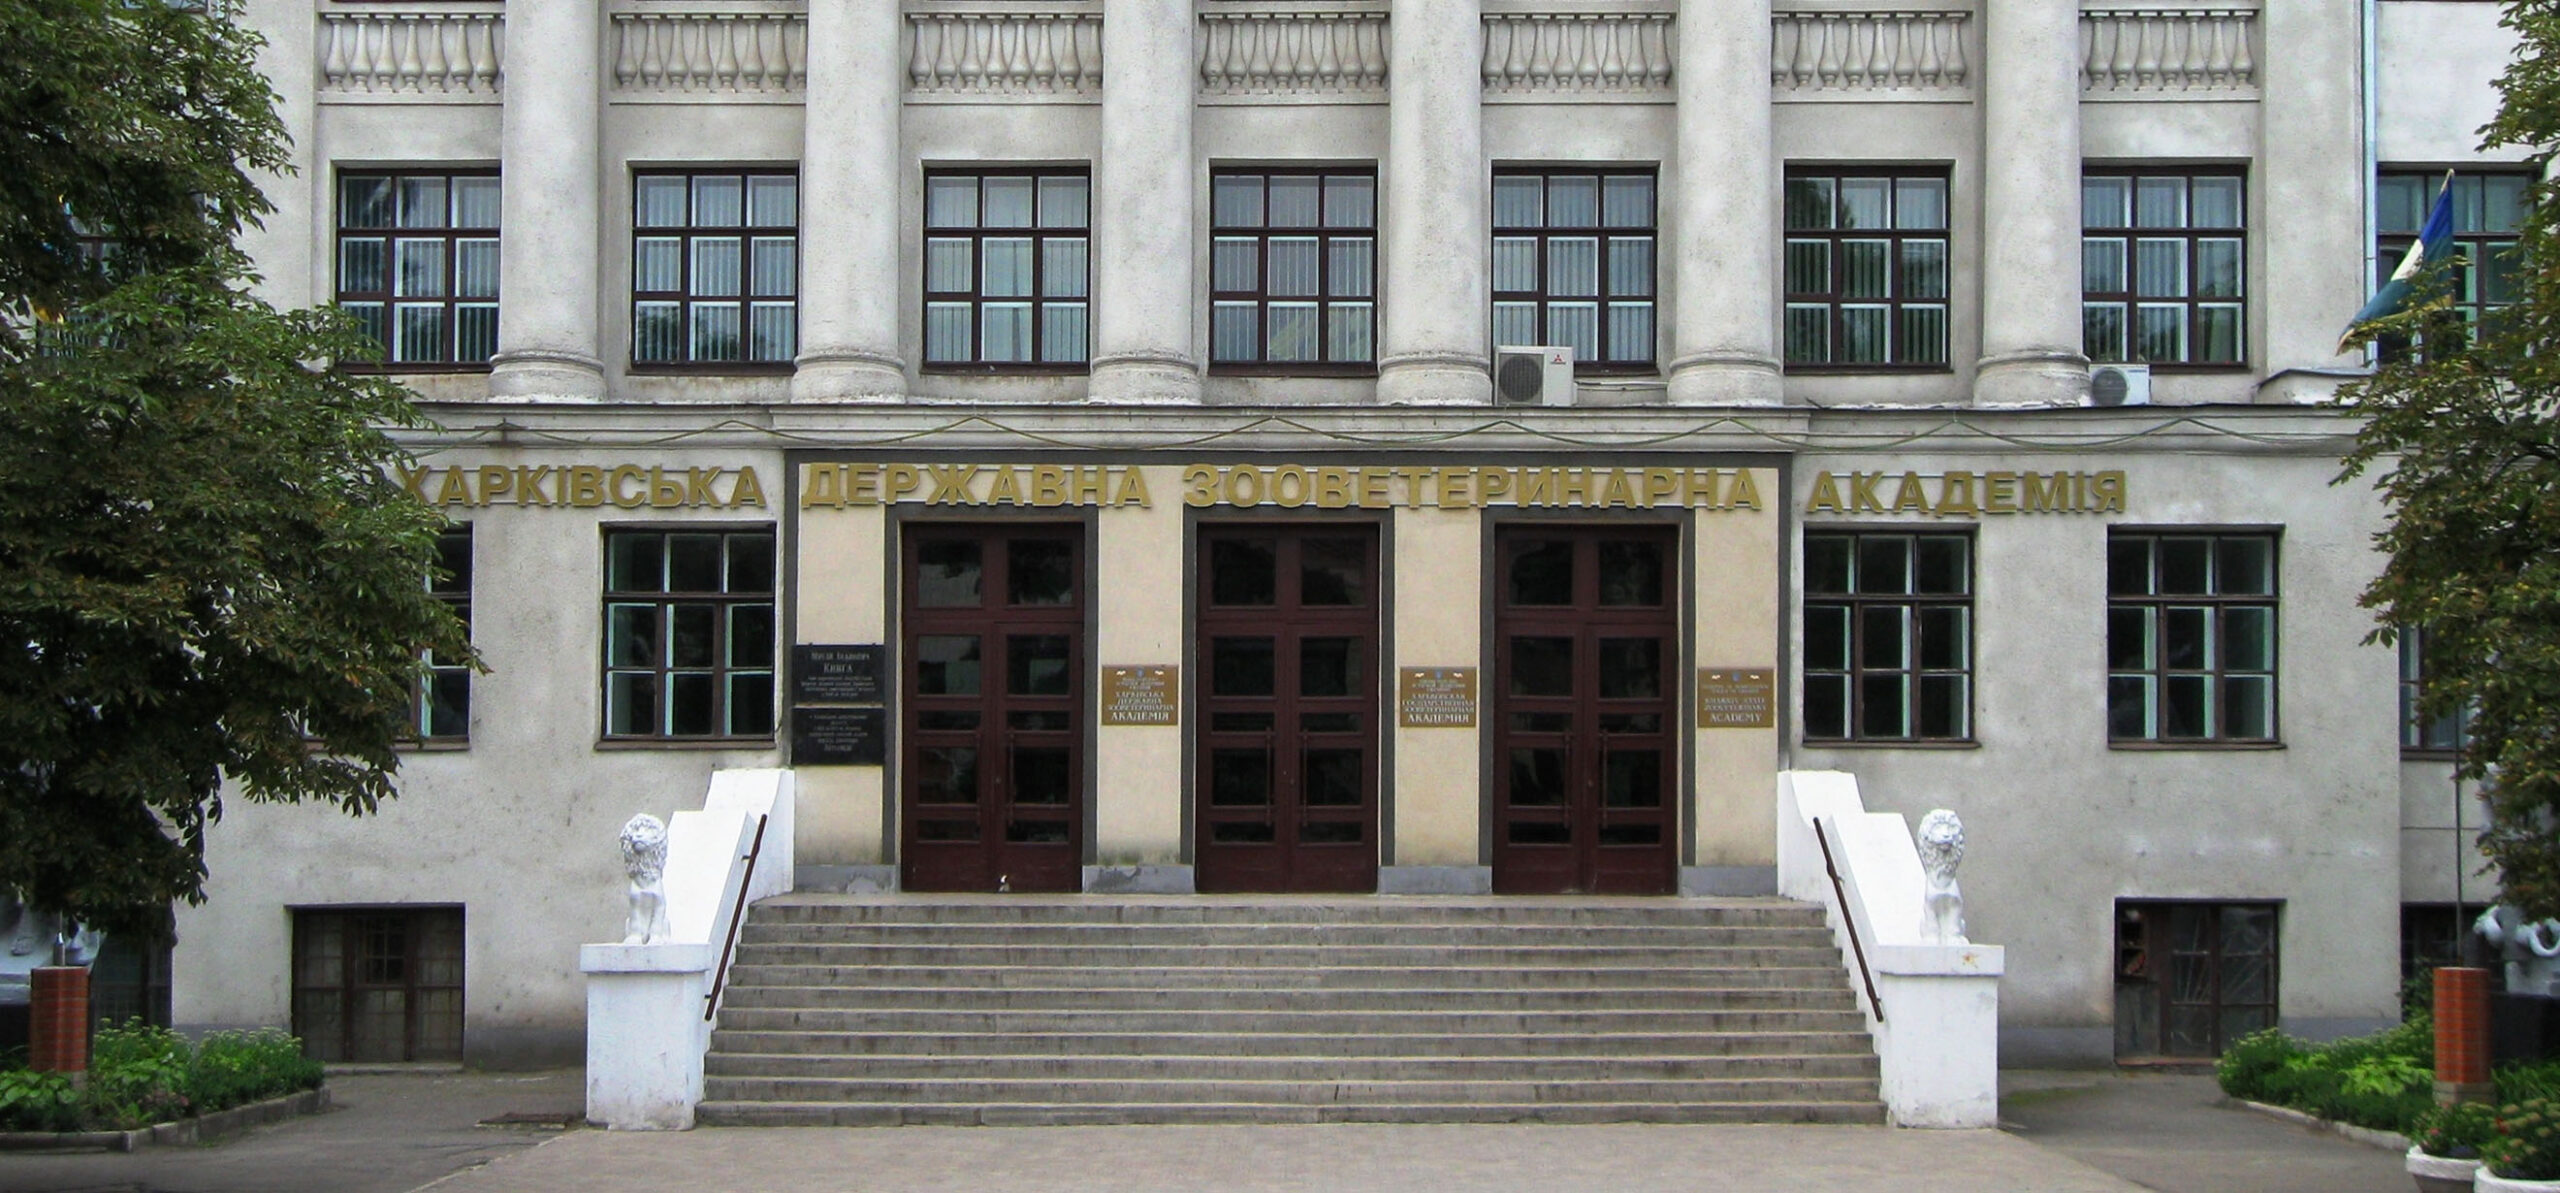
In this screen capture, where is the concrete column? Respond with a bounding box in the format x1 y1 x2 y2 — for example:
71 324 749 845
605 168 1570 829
1973 0 2088 407
1091 467 1189 890
2254 0 2367 403
489 0 607 399
1087 0 1199 404
1375 0 1490 406
1663 0 1781 407
792 0 906 402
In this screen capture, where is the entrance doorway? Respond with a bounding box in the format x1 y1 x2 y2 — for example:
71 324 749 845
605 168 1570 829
900 524 1084 892
1490 526 1679 894
1195 525 1381 893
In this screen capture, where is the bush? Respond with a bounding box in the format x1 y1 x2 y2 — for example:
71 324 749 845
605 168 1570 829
188 1029 322 1114
2413 1100 2499 1159
0 1021 324 1132
2216 1013 2438 1134
2502 1059 2560 1105
2216 1027 2307 1102
0 1069 81 1133
2490 1098 2560 1181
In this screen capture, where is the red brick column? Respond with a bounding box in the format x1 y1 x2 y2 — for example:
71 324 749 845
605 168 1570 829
28 966 90 1074
2437 966 2494 1104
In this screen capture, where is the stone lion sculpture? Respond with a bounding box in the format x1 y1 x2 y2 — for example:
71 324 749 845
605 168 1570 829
1915 809 1968 944
619 814 673 946
2477 904 2560 997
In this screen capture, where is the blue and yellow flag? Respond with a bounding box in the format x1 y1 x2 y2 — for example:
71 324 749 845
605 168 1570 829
2344 169 2456 351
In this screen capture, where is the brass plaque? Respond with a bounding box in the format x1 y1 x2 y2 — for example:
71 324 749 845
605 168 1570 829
1698 668 1775 729
1100 665 1179 726
1397 667 1479 728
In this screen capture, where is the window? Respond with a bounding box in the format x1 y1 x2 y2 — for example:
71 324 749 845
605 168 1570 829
603 528 778 739
632 171 798 366
2402 904 2469 987
412 526 472 742
336 171 500 368
2114 900 2277 1059
924 170 1089 369
89 933 173 1030
2107 531 2277 743
292 907 464 1063
1783 170 1949 368
2400 627 2470 754
1802 531 1971 741
1210 170 1375 370
2082 169 2245 366
1491 170 1656 369
2378 169 2529 344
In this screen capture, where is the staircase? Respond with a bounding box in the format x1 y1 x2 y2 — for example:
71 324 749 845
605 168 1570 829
696 895 1884 1126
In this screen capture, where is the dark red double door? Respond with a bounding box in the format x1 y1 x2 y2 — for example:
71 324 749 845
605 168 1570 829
900 524 1083 892
1491 526 1679 895
1195 525 1381 893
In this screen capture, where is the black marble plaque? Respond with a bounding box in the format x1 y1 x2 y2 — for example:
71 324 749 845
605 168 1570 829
793 644 885 704
792 705 885 766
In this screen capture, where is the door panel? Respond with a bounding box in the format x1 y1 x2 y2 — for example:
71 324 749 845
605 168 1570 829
1491 526 1678 894
901 525 1084 892
1196 526 1380 892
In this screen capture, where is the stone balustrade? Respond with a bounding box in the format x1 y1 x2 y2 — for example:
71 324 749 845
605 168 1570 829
317 10 503 97
1198 9 1389 98
1771 9 1970 95
2080 8 2258 95
1481 12 1673 97
611 12 807 94
907 8 1104 98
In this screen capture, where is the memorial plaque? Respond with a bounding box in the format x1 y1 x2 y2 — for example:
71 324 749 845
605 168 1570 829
1697 668 1776 729
792 705 885 765
1397 667 1479 728
792 644 885 704
1101 665 1179 726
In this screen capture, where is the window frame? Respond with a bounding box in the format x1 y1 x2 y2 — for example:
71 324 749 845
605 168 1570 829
334 168 502 372
2376 168 2532 353
921 167 1093 373
1800 528 1976 744
600 525 780 743
289 905 466 1064
1208 167 1379 375
2105 528 2280 747
629 167 801 373
1781 166 1953 373
407 524 472 745
1490 167 1659 373
2081 167 2249 370
2113 899 2280 1060
2399 626 2470 758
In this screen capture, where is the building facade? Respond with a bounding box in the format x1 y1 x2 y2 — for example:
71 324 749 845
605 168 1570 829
173 0 2514 1067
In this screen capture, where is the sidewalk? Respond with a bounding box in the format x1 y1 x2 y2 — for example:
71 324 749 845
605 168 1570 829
0 1068 2412 1193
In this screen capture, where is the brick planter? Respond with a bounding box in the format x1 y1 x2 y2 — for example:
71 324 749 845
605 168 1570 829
27 966 88 1074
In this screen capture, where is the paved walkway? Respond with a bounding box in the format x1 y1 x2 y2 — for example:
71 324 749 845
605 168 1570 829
0 1068 2412 1193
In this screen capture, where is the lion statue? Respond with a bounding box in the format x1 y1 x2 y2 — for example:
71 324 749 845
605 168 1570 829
619 814 673 946
1915 809 1968 944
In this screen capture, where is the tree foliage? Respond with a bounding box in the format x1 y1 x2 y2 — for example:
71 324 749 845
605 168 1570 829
2340 1 2560 919
0 0 469 937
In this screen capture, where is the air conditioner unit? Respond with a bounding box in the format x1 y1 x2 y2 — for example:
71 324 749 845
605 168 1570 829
1494 345 1576 407
2087 363 2153 408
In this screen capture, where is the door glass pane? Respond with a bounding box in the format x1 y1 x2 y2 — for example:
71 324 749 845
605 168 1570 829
1603 749 1661 807
1598 638 1660 699
915 747 979 803
917 540 982 606
1597 541 1664 606
1507 748 1568 806
1301 538 1368 606
1303 748 1362 806
1508 821 1570 845
1210 748 1271 806
1006 820 1071 844
1007 539 1075 606
916 635 982 695
1301 821 1363 844
1211 538 1278 606
1213 637 1276 696
1300 637 1359 697
1011 747 1071 805
1212 822 1276 843
1508 541 1574 605
1007 635 1071 696
1509 636 1573 696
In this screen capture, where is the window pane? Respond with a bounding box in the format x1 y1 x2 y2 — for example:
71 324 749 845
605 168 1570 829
926 239 971 293
453 176 501 227
983 238 1033 298
2216 537 2274 595
1859 673 1909 737
2197 305 2244 363
1493 302 1538 349
394 240 445 297
1268 238 1319 297
456 306 497 363
2109 606 2153 670
1603 175 1653 228
1044 238 1088 298
2135 177 2187 228
1040 176 1089 228
1042 304 1088 363
1213 175 1264 227
749 303 795 362
1493 237 1538 292
1785 304 1829 363
2191 176 2242 228
1860 605 1907 669
1211 303 1258 362
1494 176 1544 227
1268 303 1320 362
2084 304 2128 362
1509 636 1573 696
2223 606 2274 671
1213 637 1275 697
340 238 386 295
984 176 1034 228
1785 177 1836 229
341 175 394 229
750 238 795 298
1329 238 1373 298
1785 240 1831 294
1896 178 1947 229
690 303 741 361
1211 238 1259 292
1549 176 1598 226
916 635 981 695
747 175 796 227
1268 176 1320 226
693 238 742 297
1325 175 1375 228
1839 306 1889 363
1547 302 1598 361
982 303 1032 362
1900 306 1947 365
2109 675 2153 738
1918 606 1967 669
392 305 447 363
1805 537 1852 594
1807 605 1850 671
2135 240 2186 297
1839 179 1890 229
2196 239 2243 299
634 303 682 362
1548 237 1598 297
635 239 682 293
925 303 971 363
455 240 499 298
1805 675 1849 738
397 177 449 229
693 175 744 226
1917 674 1966 738
1328 303 1373 362
1608 238 1654 297
636 176 689 228
2135 305 2186 362
927 177 978 228
1901 240 1947 300
1841 241 1889 298
1606 304 1653 363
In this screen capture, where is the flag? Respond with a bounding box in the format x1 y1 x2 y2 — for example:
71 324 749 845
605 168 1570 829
2343 169 2457 351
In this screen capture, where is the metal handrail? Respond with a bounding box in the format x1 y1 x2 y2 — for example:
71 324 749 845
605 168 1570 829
703 813 770 1023
1812 816 1886 1025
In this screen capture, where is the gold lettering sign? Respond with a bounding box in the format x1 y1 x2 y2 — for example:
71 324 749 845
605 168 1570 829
1697 668 1775 729
802 464 1153 510
799 463 1770 514
1397 668 1479 728
397 464 767 510
1802 470 2126 518
1100 666 1179 727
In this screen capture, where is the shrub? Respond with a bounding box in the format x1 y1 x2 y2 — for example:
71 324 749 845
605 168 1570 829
2502 1059 2560 1106
0 1069 81 1133
2216 1027 2307 1102
2489 1098 2560 1181
188 1029 322 1114
2215 1013 2437 1133
0 1022 324 1132
2413 1100 2499 1159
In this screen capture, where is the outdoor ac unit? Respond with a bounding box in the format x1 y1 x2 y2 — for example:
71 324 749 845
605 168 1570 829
1494 345 1576 407
2087 363 2153 408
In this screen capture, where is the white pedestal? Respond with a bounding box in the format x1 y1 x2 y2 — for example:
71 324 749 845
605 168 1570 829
582 942 714 1130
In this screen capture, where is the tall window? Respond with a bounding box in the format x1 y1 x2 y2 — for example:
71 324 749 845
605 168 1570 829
632 171 798 366
924 170 1089 369
2107 531 2277 742
1210 170 1375 370
2083 169 2246 365
1803 531 1972 741
413 526 472 742
2378 169 2529 340
1783 170 1949 368
1491 170 1656 368
336 171 500 368
292 907 464 1063
2400 628 2469 754
603 528 777 739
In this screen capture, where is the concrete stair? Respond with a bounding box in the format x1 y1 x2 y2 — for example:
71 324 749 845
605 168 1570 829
696 896 1883 1126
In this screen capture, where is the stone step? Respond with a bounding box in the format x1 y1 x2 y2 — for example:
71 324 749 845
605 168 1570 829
717 984 1858 1013
698 1075 1885 1106
747 897 1826 929
712 1006 1870 1035
708 1027 1879 1059
704 1052 1882 1082
722 963 1852 991
729 943 1849 969
694 1099 1889 1127
737 922 1837 947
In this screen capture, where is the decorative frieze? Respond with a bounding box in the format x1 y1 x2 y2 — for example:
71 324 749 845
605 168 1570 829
1198 10 1389 98
906 10 1104 98
2080 8 2258 95
1770 10 1970 96
317 11 504 97
1480 13 1673 98
611 13 807 94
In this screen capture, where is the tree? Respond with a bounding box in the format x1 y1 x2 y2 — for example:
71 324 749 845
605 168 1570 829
0 0 470 938
2340 1 2560 920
